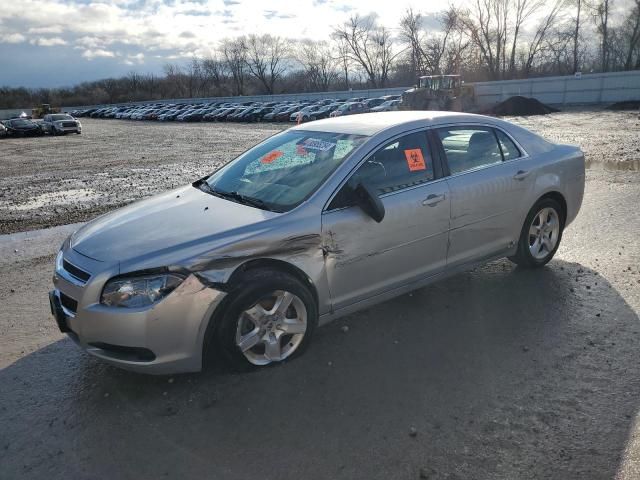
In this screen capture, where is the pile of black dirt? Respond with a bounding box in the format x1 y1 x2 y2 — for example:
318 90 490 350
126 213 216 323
606 100 640 111
486 96 560 116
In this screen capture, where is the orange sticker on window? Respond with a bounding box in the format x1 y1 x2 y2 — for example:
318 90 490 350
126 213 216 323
404 149 426 171
261 150 283 164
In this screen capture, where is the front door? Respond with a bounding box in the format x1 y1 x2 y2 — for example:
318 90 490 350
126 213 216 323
321 130 451 312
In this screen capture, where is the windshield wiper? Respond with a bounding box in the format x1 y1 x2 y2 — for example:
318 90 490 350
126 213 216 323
194 180 279 212
217 190 279 212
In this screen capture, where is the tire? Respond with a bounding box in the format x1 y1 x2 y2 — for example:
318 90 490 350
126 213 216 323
206 269 318 371
509 198 564 268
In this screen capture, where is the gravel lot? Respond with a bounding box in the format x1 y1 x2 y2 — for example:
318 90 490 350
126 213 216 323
0 108 639 234
1 109 640 479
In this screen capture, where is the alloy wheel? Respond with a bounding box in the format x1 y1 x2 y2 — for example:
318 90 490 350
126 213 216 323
528 207 560 260
235 290 307 366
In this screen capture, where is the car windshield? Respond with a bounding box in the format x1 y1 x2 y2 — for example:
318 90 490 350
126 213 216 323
50 114 73 121
11 119 31 126
201 130 368 212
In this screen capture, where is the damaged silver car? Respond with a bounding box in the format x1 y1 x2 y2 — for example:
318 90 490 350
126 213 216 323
50 111 585 374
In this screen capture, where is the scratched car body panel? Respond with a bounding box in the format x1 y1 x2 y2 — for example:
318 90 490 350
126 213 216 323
50 111 585 374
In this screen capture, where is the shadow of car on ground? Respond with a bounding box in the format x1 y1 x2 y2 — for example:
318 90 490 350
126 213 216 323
1 259 639 480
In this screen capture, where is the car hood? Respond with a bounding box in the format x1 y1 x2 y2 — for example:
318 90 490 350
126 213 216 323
71 185 278 264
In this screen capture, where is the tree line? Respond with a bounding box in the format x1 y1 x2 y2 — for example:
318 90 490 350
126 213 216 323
1 0 639 109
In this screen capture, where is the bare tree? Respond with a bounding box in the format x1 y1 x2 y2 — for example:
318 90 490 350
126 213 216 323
142 73 159 99
201 55 227 95
523 0 566 74
334 37 352 89
593 0 613 71
399 8 426 78
622 0 640 69
333 14 399 87
297 40 340 91
184 57 202 98
243 34 289 94
100 78 119 104
221 37 247 96
162 63 184 98
572 0 583 72
509 0 546 74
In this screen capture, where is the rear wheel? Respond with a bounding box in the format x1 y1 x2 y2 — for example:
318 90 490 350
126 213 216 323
207 269 318 370
509 198 564 268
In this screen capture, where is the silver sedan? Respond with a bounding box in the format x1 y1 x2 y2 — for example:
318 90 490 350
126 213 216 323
50 111 585 374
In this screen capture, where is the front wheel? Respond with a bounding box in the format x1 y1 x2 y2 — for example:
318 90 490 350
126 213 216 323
509 198 564 268
207 269 318 370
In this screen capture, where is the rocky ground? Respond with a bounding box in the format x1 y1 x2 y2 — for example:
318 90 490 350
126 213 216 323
0 108 638 234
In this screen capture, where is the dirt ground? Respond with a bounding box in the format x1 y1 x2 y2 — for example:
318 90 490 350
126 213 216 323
0 108 638 235
1 110 640 479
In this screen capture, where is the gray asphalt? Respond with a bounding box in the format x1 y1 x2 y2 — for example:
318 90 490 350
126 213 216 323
1 169 639 479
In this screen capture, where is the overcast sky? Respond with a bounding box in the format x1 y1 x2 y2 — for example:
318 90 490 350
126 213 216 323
0 0 445 88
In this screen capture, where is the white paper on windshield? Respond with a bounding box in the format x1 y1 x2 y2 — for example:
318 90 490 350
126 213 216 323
302 138 336 152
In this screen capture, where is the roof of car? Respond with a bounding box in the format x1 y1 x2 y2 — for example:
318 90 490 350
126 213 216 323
291 111 499 136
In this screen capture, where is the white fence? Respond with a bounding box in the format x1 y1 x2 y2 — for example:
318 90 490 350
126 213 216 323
1 70 638 119
473 70 640 107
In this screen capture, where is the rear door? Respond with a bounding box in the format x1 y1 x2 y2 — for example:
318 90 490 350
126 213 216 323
434 125 537 266
321 130 450 311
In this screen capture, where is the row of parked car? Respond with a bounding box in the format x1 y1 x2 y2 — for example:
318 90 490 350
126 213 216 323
69 96 402 123
0 114 82 138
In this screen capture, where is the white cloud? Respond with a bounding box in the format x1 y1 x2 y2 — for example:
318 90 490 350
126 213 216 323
0 33 27 44
81 48 116 60
123 52 145 65
28 26 63 34
30 37 68 47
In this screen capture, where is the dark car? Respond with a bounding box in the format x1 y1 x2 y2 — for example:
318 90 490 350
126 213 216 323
309 103 342 120
275 105 304 122
240 107 273 122
4 118 44 137
262 105 292 121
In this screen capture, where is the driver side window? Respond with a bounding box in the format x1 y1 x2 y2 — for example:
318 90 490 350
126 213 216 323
328 131 434 210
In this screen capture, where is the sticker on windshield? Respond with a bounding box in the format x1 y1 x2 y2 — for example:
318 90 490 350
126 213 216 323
404 148 426 171
261 150 284 164
302 138 336 152
296 144 309 156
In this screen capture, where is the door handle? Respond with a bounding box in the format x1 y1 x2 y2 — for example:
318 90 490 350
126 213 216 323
513 170 530 180
422 193 446 207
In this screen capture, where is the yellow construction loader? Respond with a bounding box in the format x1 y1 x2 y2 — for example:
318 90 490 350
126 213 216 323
400 75 475 111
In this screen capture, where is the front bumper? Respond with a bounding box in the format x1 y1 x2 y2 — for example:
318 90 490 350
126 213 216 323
51 254 227 374
54 124 81 133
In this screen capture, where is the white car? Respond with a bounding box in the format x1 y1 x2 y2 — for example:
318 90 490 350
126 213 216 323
42 114 82 135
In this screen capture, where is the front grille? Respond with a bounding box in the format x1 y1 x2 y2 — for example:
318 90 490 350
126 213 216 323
60 292 78 313
62 259 90 283
62 121 76 128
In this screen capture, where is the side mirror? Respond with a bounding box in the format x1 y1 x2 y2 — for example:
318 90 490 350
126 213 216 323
348 181 385 223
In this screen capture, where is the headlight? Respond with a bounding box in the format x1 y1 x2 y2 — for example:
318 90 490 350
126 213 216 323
101 274 184 308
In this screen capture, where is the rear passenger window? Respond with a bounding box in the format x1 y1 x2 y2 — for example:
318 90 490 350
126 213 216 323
351 131 434 196
495 129 521 160
437 127 502 174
